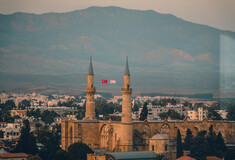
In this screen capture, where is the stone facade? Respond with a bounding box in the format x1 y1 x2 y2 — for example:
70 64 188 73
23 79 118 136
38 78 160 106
61 119 235 151
61 57 235 154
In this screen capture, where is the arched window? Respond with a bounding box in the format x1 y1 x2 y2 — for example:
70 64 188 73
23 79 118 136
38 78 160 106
70 127 73 145
165 145 167 151
100 125 111 149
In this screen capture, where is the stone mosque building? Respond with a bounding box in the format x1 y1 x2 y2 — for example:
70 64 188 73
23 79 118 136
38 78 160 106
61 57 235 157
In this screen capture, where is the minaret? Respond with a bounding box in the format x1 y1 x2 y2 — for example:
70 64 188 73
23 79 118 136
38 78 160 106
120 56 133 151
121 56 132 123
84 56 96 120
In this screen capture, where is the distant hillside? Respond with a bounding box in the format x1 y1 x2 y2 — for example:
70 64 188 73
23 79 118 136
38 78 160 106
0 6 234 96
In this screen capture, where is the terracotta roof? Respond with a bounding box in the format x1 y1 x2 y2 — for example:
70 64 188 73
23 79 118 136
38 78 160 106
15 110 25 114
177 156 196 160
206 156 223 160
0 153 28 158
14 136 20 142
0 122 7 124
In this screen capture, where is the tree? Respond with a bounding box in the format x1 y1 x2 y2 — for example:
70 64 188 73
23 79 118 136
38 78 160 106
4 100 16 110
37 124 61 160
0 130 4 138
55 150 70 160
176 129 183 158
183 128 193 150
207 110 222 120
227 104 235 120
205 125 217 156
18 99 31 109
41 110 58 124
96 100 114 117
190 131 207 160
158 109 183 120
15 120 38 155
133 104 139 112
68 142 94 160
76 109 85 120
158 112 168 120
139 102 148 121
215 131 226 158
27 109 41 119
168 109 182 120
151 101 157 106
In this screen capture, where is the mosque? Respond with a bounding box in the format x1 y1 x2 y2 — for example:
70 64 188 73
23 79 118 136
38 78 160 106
61 57 235 158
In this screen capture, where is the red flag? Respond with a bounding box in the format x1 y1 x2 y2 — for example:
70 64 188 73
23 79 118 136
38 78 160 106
102 79 108 83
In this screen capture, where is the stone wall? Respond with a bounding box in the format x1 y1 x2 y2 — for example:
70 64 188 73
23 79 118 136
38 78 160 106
61 119 235 151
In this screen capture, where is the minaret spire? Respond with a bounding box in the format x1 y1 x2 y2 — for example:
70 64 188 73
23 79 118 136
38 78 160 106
88 56 94 75
124 56 130 75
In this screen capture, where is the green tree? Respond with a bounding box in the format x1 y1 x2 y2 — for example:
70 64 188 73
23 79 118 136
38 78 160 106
226 148 235 160
55 150 70 160
68 142 94 160
0 130 4 138
207 110 222 120
96 100 114 117
76 109 85 120
168 109 182 120
176 129 183 158
205 125 217 156
133 104 139 112
183 128 193 150
139 102 148 121
152 101 157 106
41 110 58 124
215 131 226 158
158 109 183 120
27 109 41 119
0 110 14 122
158 112 168 120
19 99 31 109
15 120 38 155
37 124 61 160
4 100 16 110
190 131 207 160
227 104 235 120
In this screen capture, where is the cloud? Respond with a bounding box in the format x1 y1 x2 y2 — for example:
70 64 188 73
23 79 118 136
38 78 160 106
172 49 195 62
197 52 211 62
145 50 163 63
0 48 9 53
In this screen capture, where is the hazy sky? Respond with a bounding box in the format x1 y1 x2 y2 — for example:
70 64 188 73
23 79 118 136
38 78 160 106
0 0 235 32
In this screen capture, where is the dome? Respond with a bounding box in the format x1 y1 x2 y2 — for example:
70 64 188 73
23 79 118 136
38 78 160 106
151 134 168 140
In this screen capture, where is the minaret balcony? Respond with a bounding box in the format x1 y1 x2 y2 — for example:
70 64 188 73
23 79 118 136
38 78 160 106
85 87 96 93
121 88 132 94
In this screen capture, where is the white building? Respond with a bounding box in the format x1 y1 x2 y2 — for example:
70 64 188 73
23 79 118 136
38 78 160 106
187 107 208 121
215 110 228 119
3 123 21 140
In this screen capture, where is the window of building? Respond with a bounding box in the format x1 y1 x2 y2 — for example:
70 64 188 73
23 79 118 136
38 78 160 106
152 145 154 151
165 145 167 151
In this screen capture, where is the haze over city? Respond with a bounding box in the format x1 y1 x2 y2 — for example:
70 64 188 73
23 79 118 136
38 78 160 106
1 1 235 160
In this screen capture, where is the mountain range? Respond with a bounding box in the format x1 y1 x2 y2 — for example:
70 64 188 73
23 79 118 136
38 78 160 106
0 6 235 97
